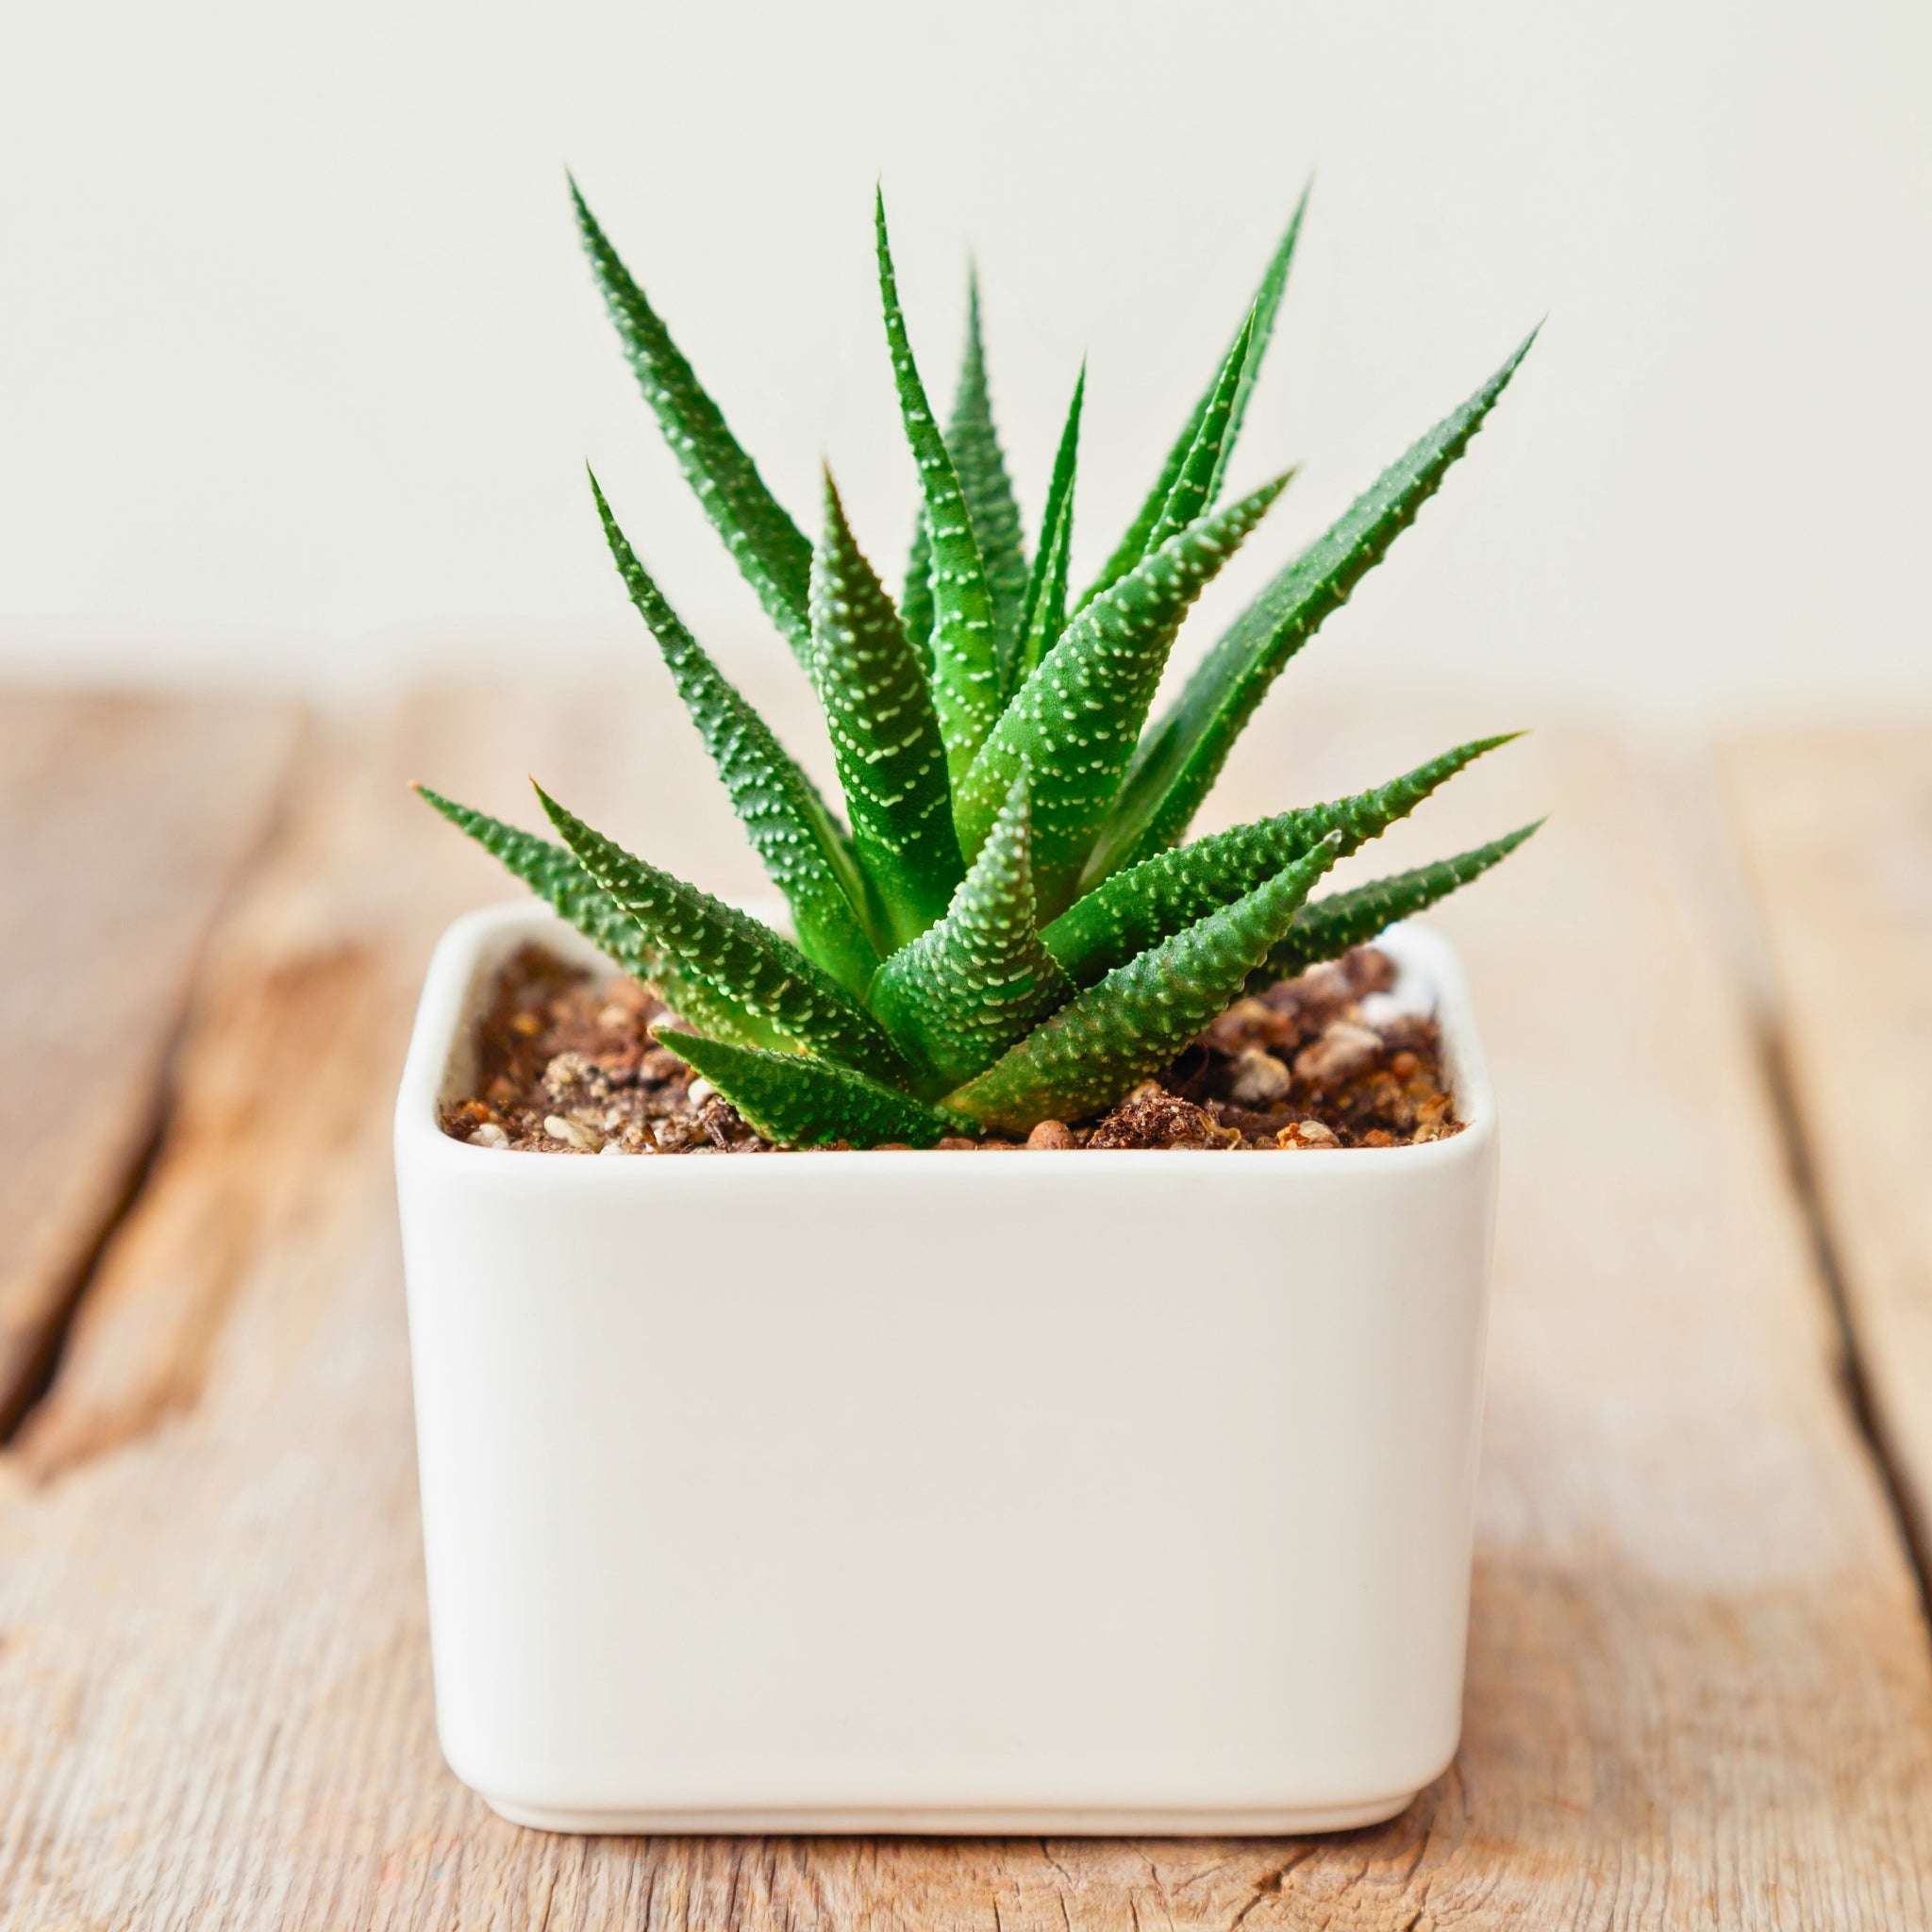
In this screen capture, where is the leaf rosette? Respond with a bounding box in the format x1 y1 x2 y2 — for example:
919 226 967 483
424 181 1542 1146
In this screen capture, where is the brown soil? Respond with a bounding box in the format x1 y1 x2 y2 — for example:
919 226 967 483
440 942 1462 1155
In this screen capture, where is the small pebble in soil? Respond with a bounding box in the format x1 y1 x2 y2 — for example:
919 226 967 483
1293 1020 1385 1088
1227 1046 1292 1107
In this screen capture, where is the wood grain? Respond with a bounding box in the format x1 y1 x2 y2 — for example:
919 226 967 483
0 691 299 1431
1723 730 1932 1567
0 686 1927 1927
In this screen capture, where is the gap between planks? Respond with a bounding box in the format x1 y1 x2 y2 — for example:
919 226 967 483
1652 738 1932 1624
1720 729 1932 1625
0 691 303 1442
0 1082 171 1441
1757 1015 1932 1619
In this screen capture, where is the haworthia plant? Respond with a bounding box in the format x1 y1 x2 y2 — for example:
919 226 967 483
422 178 1543 1146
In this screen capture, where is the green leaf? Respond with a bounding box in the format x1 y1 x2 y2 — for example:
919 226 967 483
1042 733 1519 986
1212 180 1311 500
868 772 1074 1096
899 273 1029 673
1092 328 1539 880
945 832 1344 1134
809 471 964 946
1078 183 1310 609
952 472 1294 920
412 786 788 1051
949 268 1030 680
1251 820 1542 989
535 785 914 1085
657 1028 969 1149
901 511 935 665
874 190 1001 789
1140 308 1256 560
571 179 815 669
589 473 882 992
1010 365 1085 691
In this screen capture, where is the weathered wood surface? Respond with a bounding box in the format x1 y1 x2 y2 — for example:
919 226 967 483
1723 731 1932 1571
0 691 300 1433
1 687 1929 1928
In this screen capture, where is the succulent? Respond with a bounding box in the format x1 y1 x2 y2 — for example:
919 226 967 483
420 182 1541 1148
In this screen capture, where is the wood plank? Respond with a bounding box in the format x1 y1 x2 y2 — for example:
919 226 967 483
1722 729 1932 1566
8 682 767 1479
0 687 1928 1927
0 691 300 1431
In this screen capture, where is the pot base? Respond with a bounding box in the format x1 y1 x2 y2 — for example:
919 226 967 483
481 1792 1421 1837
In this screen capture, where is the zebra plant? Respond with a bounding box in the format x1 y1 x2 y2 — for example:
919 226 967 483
420 182 1541 1147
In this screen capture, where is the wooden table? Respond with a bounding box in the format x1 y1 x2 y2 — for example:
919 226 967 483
3 684 1929 1928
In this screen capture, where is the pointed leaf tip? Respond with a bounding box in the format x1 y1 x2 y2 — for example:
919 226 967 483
535 785 909 1082
1080 189 1312 610
1095 332 1540 874
945 830 1344 1133
944 265 1029 685
591 483 882 990
808 470 962 944
874 191 1003 791
575 186 815 668
1251 818 1542 989
953 466 1295 915
1052 732 1520 984
867 761 1072 1096
1010 361 1086 691
414 783 790 1051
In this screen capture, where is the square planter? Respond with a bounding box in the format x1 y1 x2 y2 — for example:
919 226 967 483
394 899 1499 1835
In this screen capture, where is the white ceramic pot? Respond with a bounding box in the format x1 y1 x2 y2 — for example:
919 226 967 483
394 900 1499 1836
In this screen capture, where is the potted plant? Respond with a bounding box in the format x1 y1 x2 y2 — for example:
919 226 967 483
395 177 1539 1834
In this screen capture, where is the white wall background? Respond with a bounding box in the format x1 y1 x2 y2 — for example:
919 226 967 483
3 0 1928 724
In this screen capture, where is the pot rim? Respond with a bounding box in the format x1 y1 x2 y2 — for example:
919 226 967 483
395 899 1496 1181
